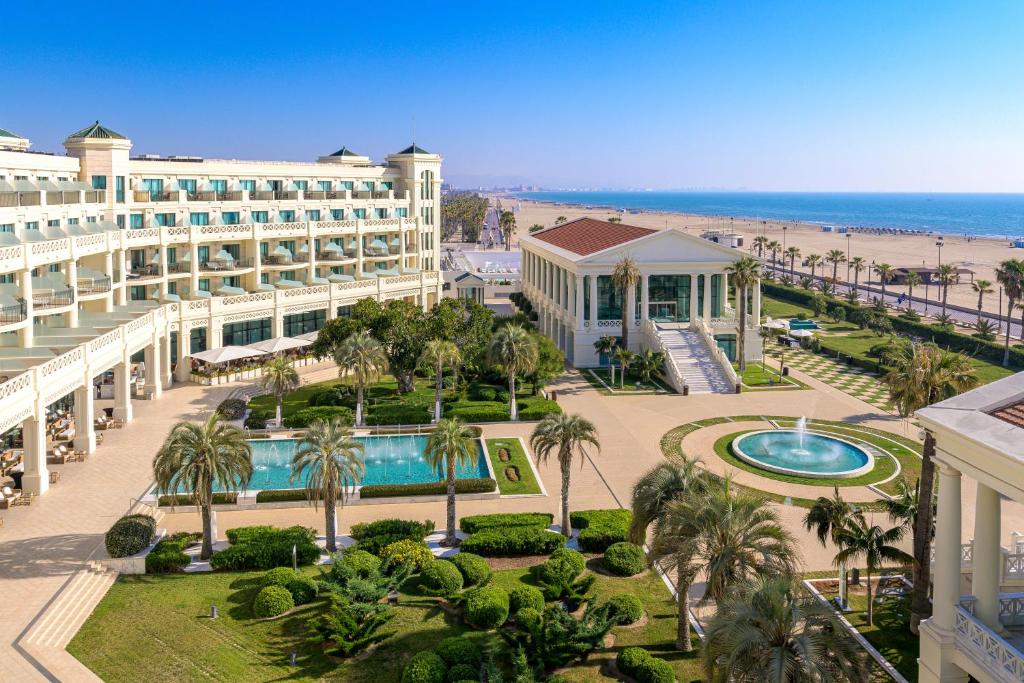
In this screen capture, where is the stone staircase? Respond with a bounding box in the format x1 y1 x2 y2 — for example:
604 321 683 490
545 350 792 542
656 326 734 394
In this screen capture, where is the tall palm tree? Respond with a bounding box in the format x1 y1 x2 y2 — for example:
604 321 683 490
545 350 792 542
767 240 782 270
554 215 567 225
752 235 769 258
804 486 857 608
702 575 869 683
873 262 894 303
424 418 478 546
936 263 958 317
419 339 461 423
153 413 253 559
882 477 919 533
972 278 994 324
996 259 1024 364
611 256 641 350
825 249 846 284
805 254 822 280
882 342 978 633
498 209 516 251
726 256 760 372
487 324 538 421
784 246 801 280
530 413 600 538
632 348 665 383
290 417 365 553
334 330 389 426
849 256 867 295
261 355 300 428
613 347 633 388
833 510 912 626
905 270 922 311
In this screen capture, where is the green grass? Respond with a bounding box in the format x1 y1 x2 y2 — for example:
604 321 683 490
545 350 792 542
733 362 808 391
69 561 703 682
844 592 919 682
582 367 674 394
486 438 542 495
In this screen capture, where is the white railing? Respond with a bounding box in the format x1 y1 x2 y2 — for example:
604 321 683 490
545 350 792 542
955 606 1024 682
639 319 687 393
697 322 739 387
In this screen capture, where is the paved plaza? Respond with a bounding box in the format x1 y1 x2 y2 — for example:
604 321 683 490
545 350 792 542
766 345 894 412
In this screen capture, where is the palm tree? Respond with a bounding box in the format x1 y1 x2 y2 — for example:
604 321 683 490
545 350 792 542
487 324 538 421
972 278 994 324
611 256 641 350
804 486 857 608
882 477 919 533
849 256 867 295
613 347 633 388
905 270 922 311
261 355 300 428
334 330 388 427
882 342 978 632
153 413 253 559
554 215 567 225
632 348 665 383
593 334 619 383
825 249 846 284
530 413 600 538
607 216 622 223
702 575 869 683
996 260 1024 364
419 339 461 423
784 246 801 280
498 209 516 251
290 417 365 553
833 510 912 626
805 253 822 280
726 256 760 372
767 240 782 270
936 263 958 317
752 235 769 258
528 223 545 234
873 262 894 303
423 418 478 546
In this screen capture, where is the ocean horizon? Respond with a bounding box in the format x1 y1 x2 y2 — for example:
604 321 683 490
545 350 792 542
512 191 1024 239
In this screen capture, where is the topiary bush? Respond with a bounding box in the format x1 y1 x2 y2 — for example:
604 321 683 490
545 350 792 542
515 606 542 632
449 552 491 586
360 478 496 498
401 650 447 683
351 518 435 555
144 531 198 573
262 566 298 587
459 512 553 534
616 646 674 683
380 539 435 572
253 585 295 618
286 575 319 605
331 548 382 583
548 547 585 575
283 405 354 428
445 664 478 683
244 409 273 429
463 585 510 629
509 585 545 614
435 636 482 668
211 526 320 571
606 594 644 625
105 514 156 558
216 397 247 420
571 509 632 552
603 542 646 577
419 559 464 597
460 527 564 557
309 385 349 406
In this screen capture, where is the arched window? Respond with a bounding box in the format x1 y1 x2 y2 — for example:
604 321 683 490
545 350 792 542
420 170 434 200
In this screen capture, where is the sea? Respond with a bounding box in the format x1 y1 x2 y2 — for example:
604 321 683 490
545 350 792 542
512 191 1024 240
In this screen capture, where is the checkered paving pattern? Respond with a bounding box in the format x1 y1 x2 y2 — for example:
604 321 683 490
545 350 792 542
766 347 893 412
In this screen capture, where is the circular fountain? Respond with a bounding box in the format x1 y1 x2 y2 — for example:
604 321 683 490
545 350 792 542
730 418 874 479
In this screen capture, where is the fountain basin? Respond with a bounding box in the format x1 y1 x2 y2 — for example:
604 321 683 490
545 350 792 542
731 430 874 479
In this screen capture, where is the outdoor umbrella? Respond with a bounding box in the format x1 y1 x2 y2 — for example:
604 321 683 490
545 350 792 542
191 346 268 364
246 337 311 354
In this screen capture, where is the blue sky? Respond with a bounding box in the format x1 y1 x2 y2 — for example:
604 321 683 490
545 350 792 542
1 1 1022 192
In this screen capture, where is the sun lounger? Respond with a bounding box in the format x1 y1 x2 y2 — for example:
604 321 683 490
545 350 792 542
0 487 21 508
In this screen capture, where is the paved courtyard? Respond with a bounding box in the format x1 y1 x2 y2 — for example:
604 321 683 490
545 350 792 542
766 345 893 412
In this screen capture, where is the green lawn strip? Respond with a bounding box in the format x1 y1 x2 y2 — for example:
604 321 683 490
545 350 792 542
733 362 810 391
485 438 541 495
711 431 896 488
582 367 675 395
840 592 919 682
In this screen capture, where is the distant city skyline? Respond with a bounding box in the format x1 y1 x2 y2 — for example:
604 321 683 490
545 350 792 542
2 2 1023 192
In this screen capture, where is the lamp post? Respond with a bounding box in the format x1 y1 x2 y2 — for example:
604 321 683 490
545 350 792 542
846 233 852 285
924 259 930 313
936 237 944 268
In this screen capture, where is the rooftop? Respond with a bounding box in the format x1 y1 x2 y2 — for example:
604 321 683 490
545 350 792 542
66 121 127 140
397 144 430 155
0 128 24 139
329 146 361 157
530 217 657 256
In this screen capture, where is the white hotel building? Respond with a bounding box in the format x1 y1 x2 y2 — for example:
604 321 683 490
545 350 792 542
0 122 442 496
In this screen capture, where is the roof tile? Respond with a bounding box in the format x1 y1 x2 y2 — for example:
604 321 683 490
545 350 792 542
531 217 657 256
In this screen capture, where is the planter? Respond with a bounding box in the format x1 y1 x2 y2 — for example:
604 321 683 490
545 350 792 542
682 385 690 396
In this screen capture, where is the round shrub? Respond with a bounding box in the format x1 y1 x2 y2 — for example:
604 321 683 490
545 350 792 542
515 606 542 632
380 539 435 572
473 385 497 401
549 547 585 575
435 636 482 668
496 389 510 404
533 547 585 586
262 566 298 588
450 552 491 586
309 385 348 406
332 548 382 582
253 585 294 618
616 646 674 683
603 542 646 577
606 594 644 625
463 585 510 630
105 514 156 558
420 560 464 597
216 397 247 419
347 577 384 604
401 651 447 683
509 585 545 614
286 576 318 605
445 664 478 683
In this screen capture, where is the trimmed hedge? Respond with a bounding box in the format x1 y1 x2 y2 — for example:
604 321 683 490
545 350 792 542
245 409 273 429
419 560 464 597
105 514 156 558
253 585 294 618
450 552 491 586
616 647 674 683
446 665 477 683
604 542 646 577
460 527 565 557
286 576 319 605
262 566 298 588
571 509 632 552
254 489 316 503
283 405 354 428
435 636 482 668
379 539 434 572
144 532 199 573
459 512 553 534
446 404 509 423
350 518 434 555
607 594 644 625
211 526 320 571
533 548 585 586
157 492 238 507
216 398 247 420
402 651 447 683
518 400 560 421
463 585 510 629
515 606 542 631
330 548 382 582
360 478 496 499
509 585 545 614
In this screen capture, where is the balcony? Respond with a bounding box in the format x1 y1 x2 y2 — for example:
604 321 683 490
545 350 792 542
251 190 298 201
167 262 192 274
187 191 244 202
955 600 1024 681
200 258 254 272
128 264 163 279
303 190 349 200
78 276 111 294
0 300 27 324
133 191 176 202
262 254 297 266
45 191 80 205
33 289 75 309
0 191 40 207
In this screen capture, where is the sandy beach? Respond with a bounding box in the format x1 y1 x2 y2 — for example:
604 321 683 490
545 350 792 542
498 195 1023 317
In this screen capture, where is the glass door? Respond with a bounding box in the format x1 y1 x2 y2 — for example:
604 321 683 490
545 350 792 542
648 301 676 323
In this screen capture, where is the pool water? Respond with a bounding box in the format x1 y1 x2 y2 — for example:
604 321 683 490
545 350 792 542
228 436 489 491
731 430 872 478
788 319 819 330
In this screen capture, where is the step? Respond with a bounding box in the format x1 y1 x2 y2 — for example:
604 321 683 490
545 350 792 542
25 567 116 648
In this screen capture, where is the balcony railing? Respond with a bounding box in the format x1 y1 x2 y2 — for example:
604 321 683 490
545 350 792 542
303 190 349 200
262 255 296 266
251 190 298 201
0 191 40 207
129 265 163 278
85 190 105 203
0 300 27 324
188 191 244 202
133 191 175 202
33 289 75 309
955 605 1024 680
200 258 254 272
78 277 112 294
46 191 80 205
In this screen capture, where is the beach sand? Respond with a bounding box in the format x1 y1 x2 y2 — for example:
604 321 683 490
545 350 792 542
497 195 1020 316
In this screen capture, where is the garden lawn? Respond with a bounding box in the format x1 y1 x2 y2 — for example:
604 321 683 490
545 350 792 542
582 367 673 394
845 592 919 682
486 438 542 495
734 362 806 390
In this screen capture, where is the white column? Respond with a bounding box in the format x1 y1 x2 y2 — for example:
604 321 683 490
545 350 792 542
307 235 317 283
273 312 285 338
752 278 762 326
67 259 79 327
190 243 200 295
688 273 698 323
161 331 173 389
116 249 127 306
112 355 133 422
933 463 963 632
144 337 162 399
253 240 263 289
575 275 584 329
400 231 407 271
589 274 598 325
158 245 168 299
702 274 711 321
104 251 114 312
18 270 33 347
973 482 1003 632
626 279 637 337
73 384 96 454
641 274 650 321
720 272 729 313
175 329 191 382
21 413 48 495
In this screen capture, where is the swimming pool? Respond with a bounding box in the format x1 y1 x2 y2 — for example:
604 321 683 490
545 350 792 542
228 436 490 491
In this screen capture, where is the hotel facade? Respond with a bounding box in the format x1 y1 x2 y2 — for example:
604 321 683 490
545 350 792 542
0 123 442 496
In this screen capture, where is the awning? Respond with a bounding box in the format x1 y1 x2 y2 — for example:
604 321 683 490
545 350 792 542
273 246 292 258
274 279 304 289
790 329 815 338
190 290 213 299
215 285 246 296
37 179 60 192
72 181 93 192
294 331 319 342
65 223 88 236
161 293 182 302
18 229 47 242
359 271 379 279
246 337 311 353
56 180 79 192
191 346 269 364
42 226 67 240
254 283 276 292
13 179 37 192
327 273 354 282
307 276 329 285
0 179 15 192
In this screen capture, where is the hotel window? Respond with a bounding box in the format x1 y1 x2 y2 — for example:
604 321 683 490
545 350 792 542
0 274 12 283
261 273 270 284
279 210 295 223
210 179 227 193
361 181 374 192
251 211 269 223
223 276 241 288
223 244 240 260
130 213 144 229
330 209 344 220
596 276 622 320
198 246 210 264
190 212 209 226
25 221 38 230
267 179 283 191
190 327 207 354
222 211 239 224
14 175 27 180
48 219 60 227
142 178 163 199
420 170 434 200
69 218 79 226
0 224 13 233
583 275 590 320
129 285 146 301
306 210 320 221
318 180 331 191
337 305 352 318
421 207 434 225
167 247 177 264
167 281 177 295
283 309 326 337
86 216 97 223
374 208 387 219
115 176 125 202
293 180 308 191
340 181 354 191
259 243 269 259
239 179 255 192
396 208 408 218
178 179 196 194
198 278 210 292
91 175 107 190
353 208 366 219
154 213 175 227
222 318 272 346
49 263 60 273
280 240 295 254
710 274 723 318
381 181 393 190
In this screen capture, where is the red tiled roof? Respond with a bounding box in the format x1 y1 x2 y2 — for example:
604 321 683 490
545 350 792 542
990 401 1024 428
530 218 658 256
